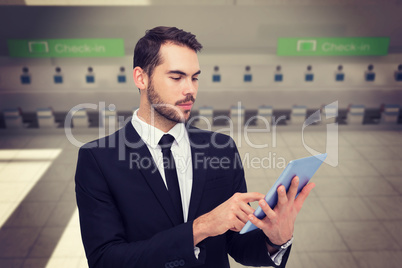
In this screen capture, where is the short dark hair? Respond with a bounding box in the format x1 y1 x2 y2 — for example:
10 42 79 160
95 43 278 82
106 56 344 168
133 26 203 79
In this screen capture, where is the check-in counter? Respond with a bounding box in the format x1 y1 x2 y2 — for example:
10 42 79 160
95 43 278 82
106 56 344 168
290 105 307 125
380 104 400 124
321 103 338 124
195 106 214 129
3 108 24 129
347 104 365 125
256 105 273 126
71 108 89 128
37 107 57 128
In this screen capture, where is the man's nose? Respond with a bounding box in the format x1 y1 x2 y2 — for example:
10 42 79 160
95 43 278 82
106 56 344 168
183 78 196 95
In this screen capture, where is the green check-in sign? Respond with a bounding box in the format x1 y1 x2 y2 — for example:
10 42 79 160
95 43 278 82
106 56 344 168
7 38 125 58
277 37 389 56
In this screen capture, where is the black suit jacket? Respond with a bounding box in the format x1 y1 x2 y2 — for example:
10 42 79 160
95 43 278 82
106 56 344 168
75 122 291 267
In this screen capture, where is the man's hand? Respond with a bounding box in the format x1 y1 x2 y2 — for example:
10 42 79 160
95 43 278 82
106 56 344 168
248 176 315 246
193 192 265 246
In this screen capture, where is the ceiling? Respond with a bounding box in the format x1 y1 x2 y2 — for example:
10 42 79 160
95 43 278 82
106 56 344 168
0 0 400 6
0 1 401 56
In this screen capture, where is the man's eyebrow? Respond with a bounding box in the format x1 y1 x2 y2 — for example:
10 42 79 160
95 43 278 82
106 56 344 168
167 70 201 76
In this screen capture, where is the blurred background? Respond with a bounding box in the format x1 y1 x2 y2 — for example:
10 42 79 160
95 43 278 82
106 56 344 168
0 0 401 267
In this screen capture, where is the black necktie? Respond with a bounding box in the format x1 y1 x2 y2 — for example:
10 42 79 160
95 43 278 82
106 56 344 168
158 134 184 223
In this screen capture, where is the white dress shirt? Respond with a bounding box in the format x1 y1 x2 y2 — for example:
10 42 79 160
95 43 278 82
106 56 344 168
131 109 193 222
131 109 288 265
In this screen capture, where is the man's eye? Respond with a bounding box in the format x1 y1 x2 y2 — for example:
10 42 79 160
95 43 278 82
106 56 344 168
171 77 181 80
192 77 199 81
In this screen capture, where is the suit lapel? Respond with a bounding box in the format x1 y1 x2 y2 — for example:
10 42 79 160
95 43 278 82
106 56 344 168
187 126 208 221
123 123 182 226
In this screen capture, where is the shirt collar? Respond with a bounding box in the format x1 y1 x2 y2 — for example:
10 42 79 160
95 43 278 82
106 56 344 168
131 109 188 149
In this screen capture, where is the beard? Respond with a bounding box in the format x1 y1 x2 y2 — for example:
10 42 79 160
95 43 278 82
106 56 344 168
146 82 195 124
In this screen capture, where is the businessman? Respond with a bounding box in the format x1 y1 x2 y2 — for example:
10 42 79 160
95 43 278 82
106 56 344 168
75 26 315 267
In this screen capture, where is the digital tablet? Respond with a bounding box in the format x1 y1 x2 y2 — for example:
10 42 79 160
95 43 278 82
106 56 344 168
240 153 327 234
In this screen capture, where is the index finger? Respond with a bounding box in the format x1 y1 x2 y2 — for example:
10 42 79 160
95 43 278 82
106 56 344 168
238 192 266 203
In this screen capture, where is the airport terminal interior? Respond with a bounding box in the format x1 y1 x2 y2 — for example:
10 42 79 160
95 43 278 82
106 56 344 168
0 1 402 267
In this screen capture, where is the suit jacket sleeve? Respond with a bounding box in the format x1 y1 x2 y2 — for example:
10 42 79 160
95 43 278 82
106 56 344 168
75 147 204 268
224 143 292 268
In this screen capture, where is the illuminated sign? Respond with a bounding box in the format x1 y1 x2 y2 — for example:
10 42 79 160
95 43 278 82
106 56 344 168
277 37 389 56
8 39 125 58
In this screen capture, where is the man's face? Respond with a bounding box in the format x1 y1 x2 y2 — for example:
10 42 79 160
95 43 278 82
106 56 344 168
146 43 200 123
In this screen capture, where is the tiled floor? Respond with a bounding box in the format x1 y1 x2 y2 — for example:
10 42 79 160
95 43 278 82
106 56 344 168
0 126 401 268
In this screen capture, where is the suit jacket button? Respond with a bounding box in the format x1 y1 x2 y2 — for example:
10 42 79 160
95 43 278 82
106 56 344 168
179 260 185 266
173 260 179 267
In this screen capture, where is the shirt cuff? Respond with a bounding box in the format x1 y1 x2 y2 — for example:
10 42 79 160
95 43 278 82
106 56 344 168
268 247 288 266
194 246 200 259
267 237 293 266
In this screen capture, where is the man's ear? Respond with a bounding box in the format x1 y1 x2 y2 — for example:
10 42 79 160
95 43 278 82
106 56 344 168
133 67 148 91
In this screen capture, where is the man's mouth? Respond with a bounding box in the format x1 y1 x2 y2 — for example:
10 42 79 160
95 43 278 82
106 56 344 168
177 102 193 110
